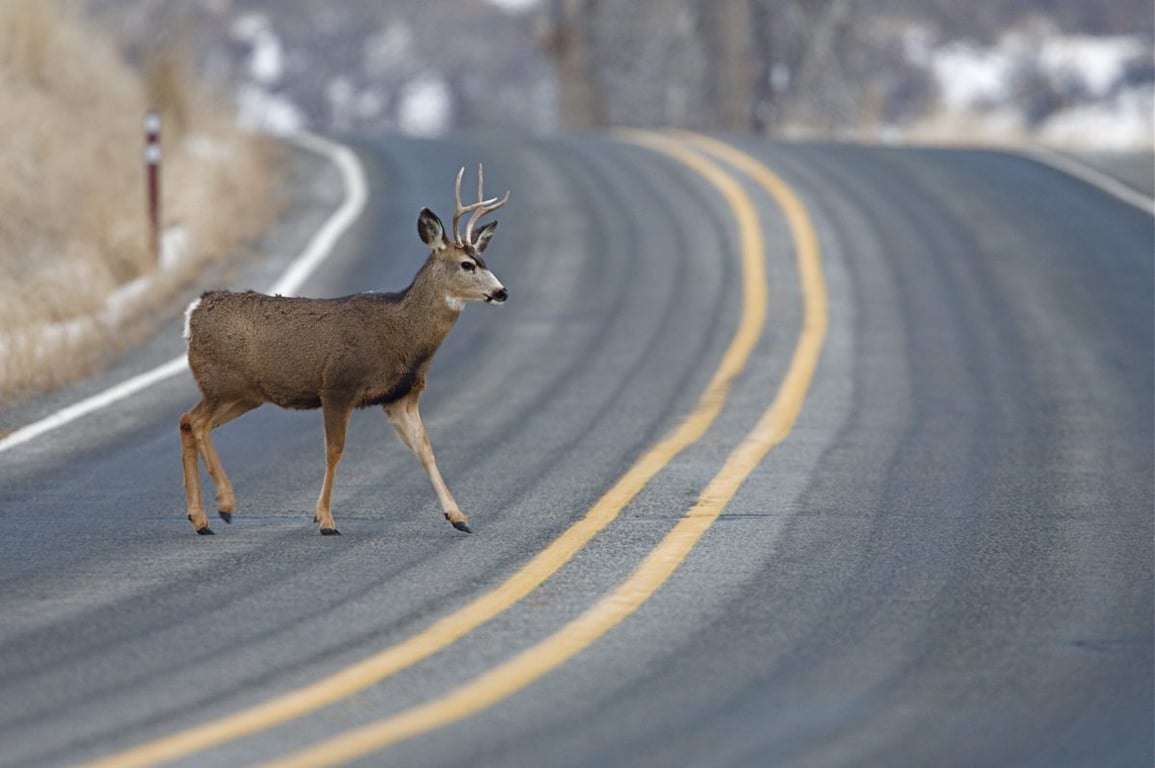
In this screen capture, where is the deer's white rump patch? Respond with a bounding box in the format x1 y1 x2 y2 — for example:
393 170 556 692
183 297 202 341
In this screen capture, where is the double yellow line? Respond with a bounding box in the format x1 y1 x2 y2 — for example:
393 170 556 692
81 133 826 768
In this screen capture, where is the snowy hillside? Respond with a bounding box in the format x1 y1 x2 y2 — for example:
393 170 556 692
85 0 1152 147
905 19 1152 147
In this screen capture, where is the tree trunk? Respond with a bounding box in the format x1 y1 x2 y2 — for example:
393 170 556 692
543 0 604 130
699 0 754 131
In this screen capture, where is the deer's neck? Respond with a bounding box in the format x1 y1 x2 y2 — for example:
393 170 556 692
397 259 462 346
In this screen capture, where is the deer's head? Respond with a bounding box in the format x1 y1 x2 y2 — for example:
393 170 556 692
418 165 509 311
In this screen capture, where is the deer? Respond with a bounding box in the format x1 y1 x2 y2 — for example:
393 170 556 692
179 166 509 536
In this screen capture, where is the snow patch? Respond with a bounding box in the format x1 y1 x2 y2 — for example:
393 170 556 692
1038 35 1146 97
230 13 302 134
931 42 1012 111
231 13 284 85
484 0 540 13
236 82 305 135
398 75 453 137
916 23 1154 146
161 227 189 271
248 30 284 86
1039 86 1155 149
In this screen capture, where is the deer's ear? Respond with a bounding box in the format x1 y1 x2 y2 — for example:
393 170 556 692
472 220 498 253
418 208 450 250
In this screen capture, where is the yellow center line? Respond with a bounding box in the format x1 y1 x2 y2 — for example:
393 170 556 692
253 134 827 768
78 132 767 768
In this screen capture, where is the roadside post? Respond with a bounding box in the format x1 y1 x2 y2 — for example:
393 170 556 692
144 110 162 267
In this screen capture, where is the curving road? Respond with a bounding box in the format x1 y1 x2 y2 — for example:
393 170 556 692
0 134 1150 768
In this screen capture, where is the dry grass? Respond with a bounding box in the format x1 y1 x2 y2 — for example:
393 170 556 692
0 0 280 401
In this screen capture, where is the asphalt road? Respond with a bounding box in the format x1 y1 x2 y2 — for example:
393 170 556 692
0 134 1150 768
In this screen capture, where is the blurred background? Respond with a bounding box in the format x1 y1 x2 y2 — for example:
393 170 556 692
88 0 1154 147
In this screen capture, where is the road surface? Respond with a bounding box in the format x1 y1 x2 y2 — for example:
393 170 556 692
0 133 1150 768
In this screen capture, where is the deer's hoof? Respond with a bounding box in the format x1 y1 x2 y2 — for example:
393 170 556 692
196 526 216 536
320 527 341 536
219 511 233 524
451 520 472 534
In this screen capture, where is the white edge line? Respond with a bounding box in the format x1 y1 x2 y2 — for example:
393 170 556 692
0 131 368 455
1027 147 1155 217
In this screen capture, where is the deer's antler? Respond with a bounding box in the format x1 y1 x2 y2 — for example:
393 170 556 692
452 165 509 247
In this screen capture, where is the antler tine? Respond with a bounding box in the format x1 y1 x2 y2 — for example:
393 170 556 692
451 165 498 246
464 191 510 246
472 163 501 208
465 187 509 246
461 163 507 245
451 166 467 246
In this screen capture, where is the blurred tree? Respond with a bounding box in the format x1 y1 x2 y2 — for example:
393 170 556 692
541 0 757 131
698 0 756 131
792 0 858 131
749 0 863 134
541 0 605 129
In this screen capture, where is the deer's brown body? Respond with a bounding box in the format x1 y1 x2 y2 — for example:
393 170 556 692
188 286 451 411
179 167 508 535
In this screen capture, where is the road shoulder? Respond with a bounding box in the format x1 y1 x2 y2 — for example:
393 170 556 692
0 138 346 440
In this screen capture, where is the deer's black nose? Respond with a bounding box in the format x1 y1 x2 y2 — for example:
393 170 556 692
489 288 508 303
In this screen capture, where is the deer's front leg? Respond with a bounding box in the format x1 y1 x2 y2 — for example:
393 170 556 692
385 395 471 533
316 398 353 536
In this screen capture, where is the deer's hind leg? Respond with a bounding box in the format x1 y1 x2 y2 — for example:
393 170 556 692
179 400 215 534
196 400 258 524
180 398 256 534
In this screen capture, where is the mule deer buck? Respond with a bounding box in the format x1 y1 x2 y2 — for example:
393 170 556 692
179 166 509 535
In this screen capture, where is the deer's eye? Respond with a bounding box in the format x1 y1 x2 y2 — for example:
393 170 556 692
460 260 477 272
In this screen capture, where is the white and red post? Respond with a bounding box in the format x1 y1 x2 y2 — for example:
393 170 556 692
144 110 162 266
